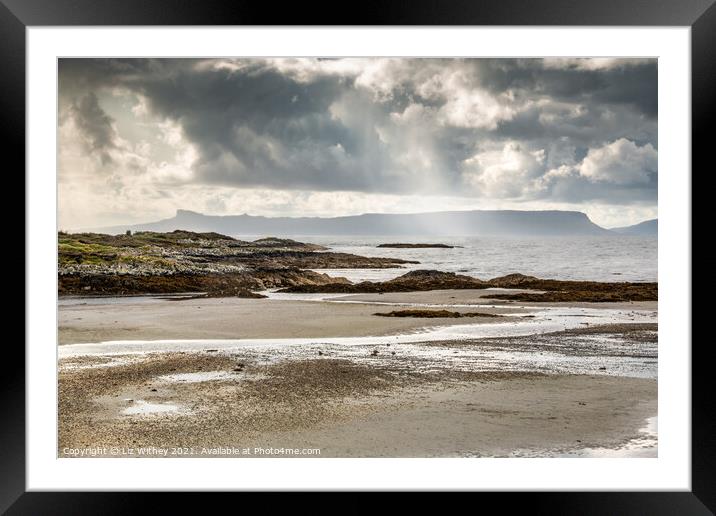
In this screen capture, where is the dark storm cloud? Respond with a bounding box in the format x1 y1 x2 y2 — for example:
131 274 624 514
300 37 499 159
58 57 658 204
474 59 657 118
140 66 363 190
70 92 118 165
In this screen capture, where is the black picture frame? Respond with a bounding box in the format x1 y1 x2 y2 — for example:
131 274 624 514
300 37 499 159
4 0 710 512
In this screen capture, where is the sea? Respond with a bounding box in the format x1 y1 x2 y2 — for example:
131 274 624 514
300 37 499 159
285 235 657 284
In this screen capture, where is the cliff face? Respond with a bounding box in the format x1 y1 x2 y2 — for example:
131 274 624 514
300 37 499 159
96 209 610 237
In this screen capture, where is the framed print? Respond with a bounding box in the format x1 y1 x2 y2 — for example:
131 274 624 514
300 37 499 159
6 0 712 512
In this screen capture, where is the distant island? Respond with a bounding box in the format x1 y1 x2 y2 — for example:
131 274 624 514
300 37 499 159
611 219 657 236
89 209 639 237
377 243 457 249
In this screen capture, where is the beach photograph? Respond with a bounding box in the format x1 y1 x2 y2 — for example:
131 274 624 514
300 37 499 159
57 57 658 458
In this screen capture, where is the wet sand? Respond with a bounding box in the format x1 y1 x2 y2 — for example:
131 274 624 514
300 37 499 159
268 376 656 458
333 289 658 310
58 289 656 345
58 290 528 344
59 348 656 458
57 290 657 458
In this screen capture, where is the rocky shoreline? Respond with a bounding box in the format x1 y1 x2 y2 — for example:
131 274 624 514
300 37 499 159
483 273 658 302
58 230 408 296
280 271 657 302
58 268 346 297
280 269 489 294
58 231 657 301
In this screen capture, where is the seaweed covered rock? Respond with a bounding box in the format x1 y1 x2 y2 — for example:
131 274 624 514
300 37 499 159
374 309 500 318
279 269 488 294
377 243 456 249
58 231 400 297
486 274 657 302
487 273 540 288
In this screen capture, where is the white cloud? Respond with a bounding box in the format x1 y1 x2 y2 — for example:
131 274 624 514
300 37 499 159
438 87 516 129
462 142 546 198
58 93 201 229
262 57 519 130
411 66 519 130
578 138 657 185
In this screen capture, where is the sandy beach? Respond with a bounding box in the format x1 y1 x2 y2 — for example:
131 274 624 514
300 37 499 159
58 289 528 344
58 290 657 458
59 350 656 457
333 289 658 310
58 289 656 344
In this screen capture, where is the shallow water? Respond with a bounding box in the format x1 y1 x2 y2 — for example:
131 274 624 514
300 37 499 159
121 399 184 416
58 305 654 353
565 416 658 458
503 416 658 458
157 371 241 383
59 300 657 379
262 287 523 305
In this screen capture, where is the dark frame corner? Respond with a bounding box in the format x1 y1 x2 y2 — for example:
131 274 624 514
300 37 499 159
5 0 712 513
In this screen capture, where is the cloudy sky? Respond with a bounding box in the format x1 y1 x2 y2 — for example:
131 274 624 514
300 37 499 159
58 58 657 229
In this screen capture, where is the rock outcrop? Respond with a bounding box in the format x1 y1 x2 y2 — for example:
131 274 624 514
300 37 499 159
58 268 347 296
58 231 378 296
376 243 456 249
279 270 488 294
279 270 657 301
373 309 500 318
487 273 541 288
485 273 657 302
